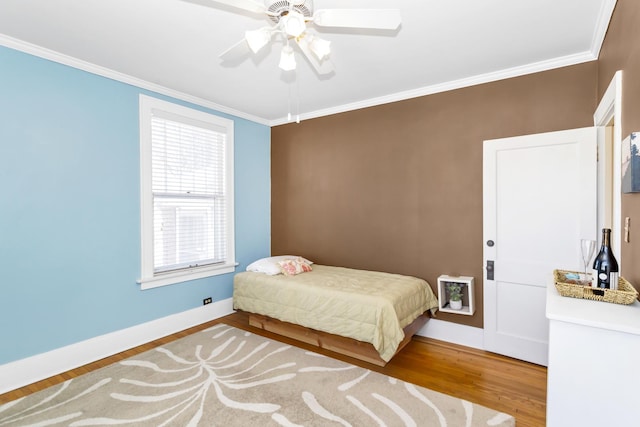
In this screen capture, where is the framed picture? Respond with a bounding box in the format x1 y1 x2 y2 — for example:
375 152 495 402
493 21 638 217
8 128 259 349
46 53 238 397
622 132 640 193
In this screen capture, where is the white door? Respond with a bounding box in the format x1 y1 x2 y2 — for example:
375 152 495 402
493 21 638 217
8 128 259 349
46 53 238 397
483 127 597 366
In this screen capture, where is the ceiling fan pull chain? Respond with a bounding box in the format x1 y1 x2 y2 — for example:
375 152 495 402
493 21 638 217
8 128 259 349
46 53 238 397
287 75 292 122
296 69 301 123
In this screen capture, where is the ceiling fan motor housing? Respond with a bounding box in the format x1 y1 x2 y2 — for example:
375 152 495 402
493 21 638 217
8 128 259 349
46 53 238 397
266 0 313 23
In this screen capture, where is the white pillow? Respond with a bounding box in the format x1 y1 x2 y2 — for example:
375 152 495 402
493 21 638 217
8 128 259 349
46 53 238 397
246 255 314 275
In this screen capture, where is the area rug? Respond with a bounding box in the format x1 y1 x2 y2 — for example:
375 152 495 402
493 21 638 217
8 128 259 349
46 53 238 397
0 324 515 426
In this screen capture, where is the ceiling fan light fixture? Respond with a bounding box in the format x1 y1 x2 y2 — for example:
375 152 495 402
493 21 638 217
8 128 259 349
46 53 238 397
279 45 296 71
216 0 400 76
245 28 271 53
307 34 331 61
281 11 306 37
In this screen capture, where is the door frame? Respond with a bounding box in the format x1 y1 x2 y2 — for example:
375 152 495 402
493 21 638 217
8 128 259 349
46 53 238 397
594 70 623 269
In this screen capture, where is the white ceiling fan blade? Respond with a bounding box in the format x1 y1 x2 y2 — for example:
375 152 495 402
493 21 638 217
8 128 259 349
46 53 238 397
220 24 276 60
313 9 401 30
296 35 334 75
206 0 266 14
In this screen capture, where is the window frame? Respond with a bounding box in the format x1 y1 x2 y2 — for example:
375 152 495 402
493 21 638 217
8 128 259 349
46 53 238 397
138 94 235 290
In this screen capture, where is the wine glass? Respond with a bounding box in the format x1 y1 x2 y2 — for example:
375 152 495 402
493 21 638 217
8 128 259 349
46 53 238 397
580 239 596 275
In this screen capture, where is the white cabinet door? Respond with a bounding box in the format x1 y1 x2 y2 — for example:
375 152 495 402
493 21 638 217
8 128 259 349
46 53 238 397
483 127 597 366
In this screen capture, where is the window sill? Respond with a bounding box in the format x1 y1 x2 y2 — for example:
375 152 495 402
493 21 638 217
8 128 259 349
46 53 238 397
138 263 237 290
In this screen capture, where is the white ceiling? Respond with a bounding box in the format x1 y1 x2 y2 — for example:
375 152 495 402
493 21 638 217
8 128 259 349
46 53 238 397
0 0 617 126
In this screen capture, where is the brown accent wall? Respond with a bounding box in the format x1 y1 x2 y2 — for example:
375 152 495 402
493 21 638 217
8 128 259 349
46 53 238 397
271 64 597 328
597 0 640 291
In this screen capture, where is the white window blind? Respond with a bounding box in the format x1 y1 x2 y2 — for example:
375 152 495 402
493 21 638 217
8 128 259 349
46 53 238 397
151 114 226 272
139 95 235 289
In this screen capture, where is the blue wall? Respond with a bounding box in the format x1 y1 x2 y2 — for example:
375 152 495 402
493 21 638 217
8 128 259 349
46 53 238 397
0 46 271 365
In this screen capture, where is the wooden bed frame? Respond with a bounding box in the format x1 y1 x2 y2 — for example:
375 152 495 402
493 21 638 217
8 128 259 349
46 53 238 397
246 311 431 366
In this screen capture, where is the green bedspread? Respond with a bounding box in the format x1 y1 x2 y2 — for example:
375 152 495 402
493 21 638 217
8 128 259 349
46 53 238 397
233 265 439 362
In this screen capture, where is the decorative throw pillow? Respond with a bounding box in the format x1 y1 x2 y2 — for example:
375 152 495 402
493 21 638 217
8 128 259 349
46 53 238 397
278 258 313 276
246 255 314 275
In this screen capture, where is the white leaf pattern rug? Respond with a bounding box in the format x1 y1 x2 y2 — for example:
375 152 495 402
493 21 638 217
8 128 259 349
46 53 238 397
0 324 515 426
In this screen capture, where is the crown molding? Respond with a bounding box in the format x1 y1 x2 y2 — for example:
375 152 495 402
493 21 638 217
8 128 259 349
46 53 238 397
1 0 616 130
591 0 618 56
270 0 617 126
0 34 271 126
270 51 598 126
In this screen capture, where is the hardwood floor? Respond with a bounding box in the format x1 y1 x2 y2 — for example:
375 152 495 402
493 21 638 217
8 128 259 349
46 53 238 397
1 312 547 426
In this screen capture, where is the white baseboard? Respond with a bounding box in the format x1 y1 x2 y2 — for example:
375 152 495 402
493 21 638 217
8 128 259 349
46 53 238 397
417 318 485 350
1 301 484 395
0 298 234 395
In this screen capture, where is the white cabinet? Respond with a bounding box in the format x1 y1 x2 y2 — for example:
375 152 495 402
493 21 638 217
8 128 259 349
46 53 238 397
546 283 640 427
437 275 475 315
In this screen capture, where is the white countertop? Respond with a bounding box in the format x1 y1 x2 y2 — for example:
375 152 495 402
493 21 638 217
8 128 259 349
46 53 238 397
546 281 640 335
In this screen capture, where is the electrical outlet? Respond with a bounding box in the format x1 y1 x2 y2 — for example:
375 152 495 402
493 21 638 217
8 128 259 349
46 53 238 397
203 297 213 305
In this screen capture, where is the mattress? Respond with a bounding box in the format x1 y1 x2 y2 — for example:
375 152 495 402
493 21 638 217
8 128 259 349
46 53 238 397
233 264 439 362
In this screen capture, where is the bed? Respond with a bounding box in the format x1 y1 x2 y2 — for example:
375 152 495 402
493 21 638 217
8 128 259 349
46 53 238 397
233 256 439 366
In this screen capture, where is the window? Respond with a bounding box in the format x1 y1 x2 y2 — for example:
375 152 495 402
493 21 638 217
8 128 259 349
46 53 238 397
139 95 235 289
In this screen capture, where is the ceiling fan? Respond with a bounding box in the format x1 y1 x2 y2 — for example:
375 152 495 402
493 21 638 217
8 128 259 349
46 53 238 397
210 0 402 75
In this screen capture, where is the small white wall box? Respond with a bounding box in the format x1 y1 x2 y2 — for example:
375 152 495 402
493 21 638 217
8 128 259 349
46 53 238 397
622 132 640 193
437 275 475 315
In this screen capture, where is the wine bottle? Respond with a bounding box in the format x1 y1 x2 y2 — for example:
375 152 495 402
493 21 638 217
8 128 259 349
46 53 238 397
591 228 619 289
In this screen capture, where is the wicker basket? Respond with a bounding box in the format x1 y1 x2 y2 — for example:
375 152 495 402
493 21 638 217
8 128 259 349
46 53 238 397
554 269 638 305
